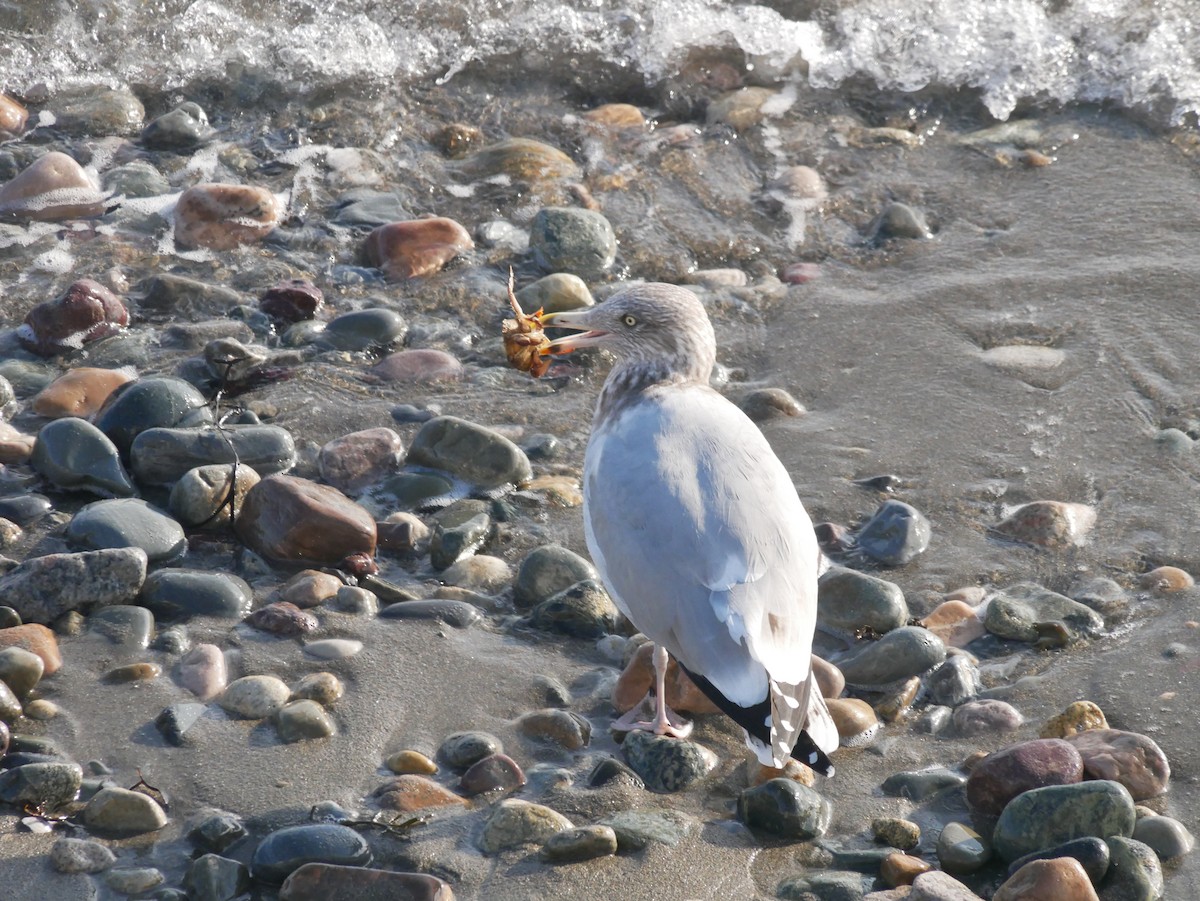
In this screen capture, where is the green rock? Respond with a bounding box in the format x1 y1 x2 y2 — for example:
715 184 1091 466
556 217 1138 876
541 825 618 863
778 870 868 901
937 822 991 874
529 207 617 277
817 567 909 635
984 583 1105 643
479 799 572 854
407 415 532 491
597 810 691 850
530 579 621 639
738 778 831 840
31 417 135 497
1102 836 1163 899
622 730 717 794
993 780 1136 861
514 544 598 609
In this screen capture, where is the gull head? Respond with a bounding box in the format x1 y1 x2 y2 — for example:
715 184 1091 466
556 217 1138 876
545 282 716 383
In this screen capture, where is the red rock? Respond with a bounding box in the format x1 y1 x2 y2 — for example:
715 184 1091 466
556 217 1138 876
460 753 526 796
362 218 473 280
0 151 107 221
236 474 376 565
260 279 324 323
612 642 721 715
1065 728 1171 800
32 367 134 418
0 624 62 675
279 863 454 901
993 858 1099 901
372 349 463 383
0 93 28 136
966 739 1085 817
174 183 282 250
921 600 986 648
20 280 130 357
318 428 405 494
244 602 319 636
374 774 467 813
782 262 822 284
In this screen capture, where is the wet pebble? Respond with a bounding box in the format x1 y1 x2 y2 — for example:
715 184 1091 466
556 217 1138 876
407 415 532 491
103 662 161 684
189 809 247 853
1008 836 1111 885
288 672 343 707
0 679 22 719
0 645 44 697
67 497 186 563
372 348 463 383
984 583 1104 643
995 858 1100 901
873 817 921 851
837 625 946 687
246 601 318 636
1065 729 1170 800
854 500 932 565
31 417 135 497
0 761 82 807
0 151 108 221
303 638 362 660
277 570 342 609
530 579 621 639
1132 815 1194 859
362 217 473 280
183 853 250 901
219 674 292 719
384 749 438 775
142 569 253 619
95 375 212 455
103 160 170 197
0 548 146 625
817 567 909 635
621 729 717 793
966 738 1084 816
105 867 164 894
141 102 213 150
429 501 491 569
179 644 227 701
738 777 831 840
174 183 282 250
937 822 991 874
32 367 134 419
516 708 592 750
259 278 323 324
993 500 1096 548
993 780 1136 861
738 387 806 422
376 511 430 553
0 422 35 463
812 655 846 700
169 463 261 529
319 308 407 352
460 752 526 796
479 799 573 854
250 823 371 884
1139 565 1193 592
441 554 511 592
131 424 294 486
826 697 879 746
0 624 61 674
612 640 720 716
83 785 168 834
706 86 776 129
373 773 467 813
881 767 966 800
55 86 144 135
529 206 617 277
777 870 869 900
439 731 503 769
275 699 336 743
0 494 51 529
516 272 594 313
881 852 933 887
0 92 27 136
236 474 376 564
278 864 452 900
870 202 932 241
952 698 1024 736
541 824 619 863
51 836 116 874
1102 836 1163 900
514 545 598 610
379 598 482 629
89 604 155 649
927 655 982 706
921 600 986 648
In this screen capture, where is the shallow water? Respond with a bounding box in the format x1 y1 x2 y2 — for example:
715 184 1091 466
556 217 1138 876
2 0 1200 898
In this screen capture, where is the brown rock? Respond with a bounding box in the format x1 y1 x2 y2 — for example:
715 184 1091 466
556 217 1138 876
0 624 62 675
259 279 323 323
244 602 319 636
827 697 879 745
993 500 1096 548
236 474 376 565
0 93 28 136
1139 565 1193 592
372 349 463 383
454 137 580 183
279 863 454 901
583 103 647 130
277 570 342 608
811 654 845 699
377 512 430 553
318 428 404 494
1065 728 1171 800
0 422 36 463
385 749 438 775
460 753 526 796
612 641 721 715
374 774 467 813
32 367 134 418
1040 700 1109 739
0 151 107 221
921 600 986 648
362 218 473 280
881 852 932 887
174 183 282 250
993 858 1099 901
433 122 483 158
20 280 130 357
966 738 1084 817
515 709 591 750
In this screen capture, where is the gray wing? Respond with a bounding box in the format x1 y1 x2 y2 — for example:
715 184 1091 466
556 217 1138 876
583 383 820 708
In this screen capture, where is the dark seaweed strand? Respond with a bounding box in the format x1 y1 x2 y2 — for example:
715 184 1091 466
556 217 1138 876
678 663 834 777
194 356 244 535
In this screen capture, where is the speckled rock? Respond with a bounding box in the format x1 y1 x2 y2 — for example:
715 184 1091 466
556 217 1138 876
993 780 1136 862
0 151 108 221
529 579 621 639
66 498 186 563
362 217 473 280
541 825 619 863
515 709 592 750
1041 701 1110 739
837 626 947 687
250 824 371 884
818 567 909 635
479 799 573 854
439 731 503 769
1102 836 1163 900
31 417 135 497
873 818 921 851
407 415 532 491
219 674 292 719
246 601 319 635
131 424 294 486
174 183 282 250
0 761 82 808
51 837 117 874
0 547 146 625
738 777 832 840
952 699 1024 736
967 738 1085 816
622 729 718 793
236 474 376 565
855 500 932 565
83 786 168 834
514 545 598 609
1064 729 1171 800
529 207 617 277
460 753 526 796
984 583 1105 643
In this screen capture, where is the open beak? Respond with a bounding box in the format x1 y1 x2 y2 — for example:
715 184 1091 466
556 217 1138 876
543 309 611 354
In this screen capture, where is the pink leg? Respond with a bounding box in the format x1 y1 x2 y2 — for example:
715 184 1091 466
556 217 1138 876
611 644 694 738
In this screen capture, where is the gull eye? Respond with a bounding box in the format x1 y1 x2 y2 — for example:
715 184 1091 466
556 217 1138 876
621 314 638 327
